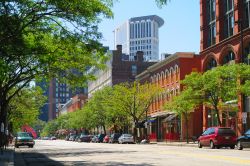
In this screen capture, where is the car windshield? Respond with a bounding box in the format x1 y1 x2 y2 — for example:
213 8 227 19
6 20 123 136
218 128 236 136
245 130 250 135
17 132 30 137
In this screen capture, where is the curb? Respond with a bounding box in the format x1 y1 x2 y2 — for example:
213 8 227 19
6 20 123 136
155 142 198 147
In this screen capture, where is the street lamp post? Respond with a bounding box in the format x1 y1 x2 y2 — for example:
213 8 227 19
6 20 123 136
235 16 246 133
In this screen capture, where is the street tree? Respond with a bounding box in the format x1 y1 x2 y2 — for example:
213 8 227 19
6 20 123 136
181 64 250 127
0 0 113 145
86 86 114 134
164 88 199 143
8 86 46 133
111 82 162 141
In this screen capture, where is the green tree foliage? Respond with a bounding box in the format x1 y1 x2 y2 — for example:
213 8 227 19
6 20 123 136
111 82 162 140
164 88 199 143
41 120 59 137
0 0 113 142
8 86 46 132
180 64 250 126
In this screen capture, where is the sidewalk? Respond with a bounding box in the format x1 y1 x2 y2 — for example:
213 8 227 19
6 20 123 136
155 141 198 147
0 146 14 166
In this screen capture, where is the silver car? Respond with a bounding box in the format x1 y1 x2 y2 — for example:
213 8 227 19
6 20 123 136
118 134 134 144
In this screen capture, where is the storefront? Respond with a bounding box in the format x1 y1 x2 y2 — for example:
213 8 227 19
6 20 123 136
148 113 180 142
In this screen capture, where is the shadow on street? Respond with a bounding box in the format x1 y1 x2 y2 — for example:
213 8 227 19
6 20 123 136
14 148 154 166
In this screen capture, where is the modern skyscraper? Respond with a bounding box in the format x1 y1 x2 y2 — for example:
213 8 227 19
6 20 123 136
114 15 164 61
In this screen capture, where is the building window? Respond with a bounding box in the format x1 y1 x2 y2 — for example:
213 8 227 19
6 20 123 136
222 51 235 64
206 58 217 71
244 42 250 64
224 0 234 39
207 0 216 47
131 65 137 76
244 0 250 29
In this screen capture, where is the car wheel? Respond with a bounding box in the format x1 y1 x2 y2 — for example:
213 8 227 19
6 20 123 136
216 146 220 149
29 145 34 148
210 141 215 149
15 145 19 148
198 141 202 148
230 145 235 149
237 141 243 150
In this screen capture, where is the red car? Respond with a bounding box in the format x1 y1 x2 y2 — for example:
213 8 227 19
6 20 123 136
103 135 110 143
198 127 236 149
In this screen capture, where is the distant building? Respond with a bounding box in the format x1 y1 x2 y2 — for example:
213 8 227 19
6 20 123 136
114 15 164 61
36 79 88 121
59 94 87 115
88 45 156 98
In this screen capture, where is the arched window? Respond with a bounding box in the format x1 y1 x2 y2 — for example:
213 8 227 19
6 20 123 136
161 71 165 86
170 67 174 83
165 69 169 84
222 51 235 64
206 58 217 71
244 42 250 64
175 65 179 81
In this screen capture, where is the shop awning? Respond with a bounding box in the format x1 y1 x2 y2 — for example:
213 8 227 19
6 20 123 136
147 118 156 123
162 114 177 122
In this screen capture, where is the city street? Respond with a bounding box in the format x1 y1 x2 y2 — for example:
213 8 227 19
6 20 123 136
14 140 250 166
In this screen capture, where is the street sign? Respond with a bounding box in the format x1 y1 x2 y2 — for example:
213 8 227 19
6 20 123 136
243 118 247 124
242 112 247 119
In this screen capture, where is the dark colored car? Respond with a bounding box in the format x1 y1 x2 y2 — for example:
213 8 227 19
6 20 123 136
15 132 35 148
69 134 77 141
198 127 236 149
77 134 91 142
97 134 106 143
237 129 250 150
109 133 121 143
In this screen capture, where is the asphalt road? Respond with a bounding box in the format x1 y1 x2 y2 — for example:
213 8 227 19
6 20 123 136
14 140 250 166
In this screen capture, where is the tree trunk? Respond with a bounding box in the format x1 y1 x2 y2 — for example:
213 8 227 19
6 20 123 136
215 108 222 126
103 125 106 135
185 113 189 143
0 101 8 149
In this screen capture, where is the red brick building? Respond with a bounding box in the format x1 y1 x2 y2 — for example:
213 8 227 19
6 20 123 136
136 52 202 141
200 0 250 135
59 94 87 115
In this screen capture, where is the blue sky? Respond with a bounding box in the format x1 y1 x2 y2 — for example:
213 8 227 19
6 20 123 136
99 0 200 55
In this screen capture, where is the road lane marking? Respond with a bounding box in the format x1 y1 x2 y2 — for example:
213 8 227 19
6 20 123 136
160 151 250 165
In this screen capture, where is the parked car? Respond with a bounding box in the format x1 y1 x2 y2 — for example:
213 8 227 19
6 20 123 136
109 133 121 143
15 132 35 148
237 129 250 150
97 134 106 143
77 134 91 142
50 136 57 140
69 134 77 141
42 136 50 140
65 135 70 141
118 134 134 144
103 135 110 143
198 127 236 149
91 135 99 143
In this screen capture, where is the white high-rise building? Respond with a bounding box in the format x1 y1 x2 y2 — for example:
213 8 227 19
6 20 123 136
114 15 164 61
